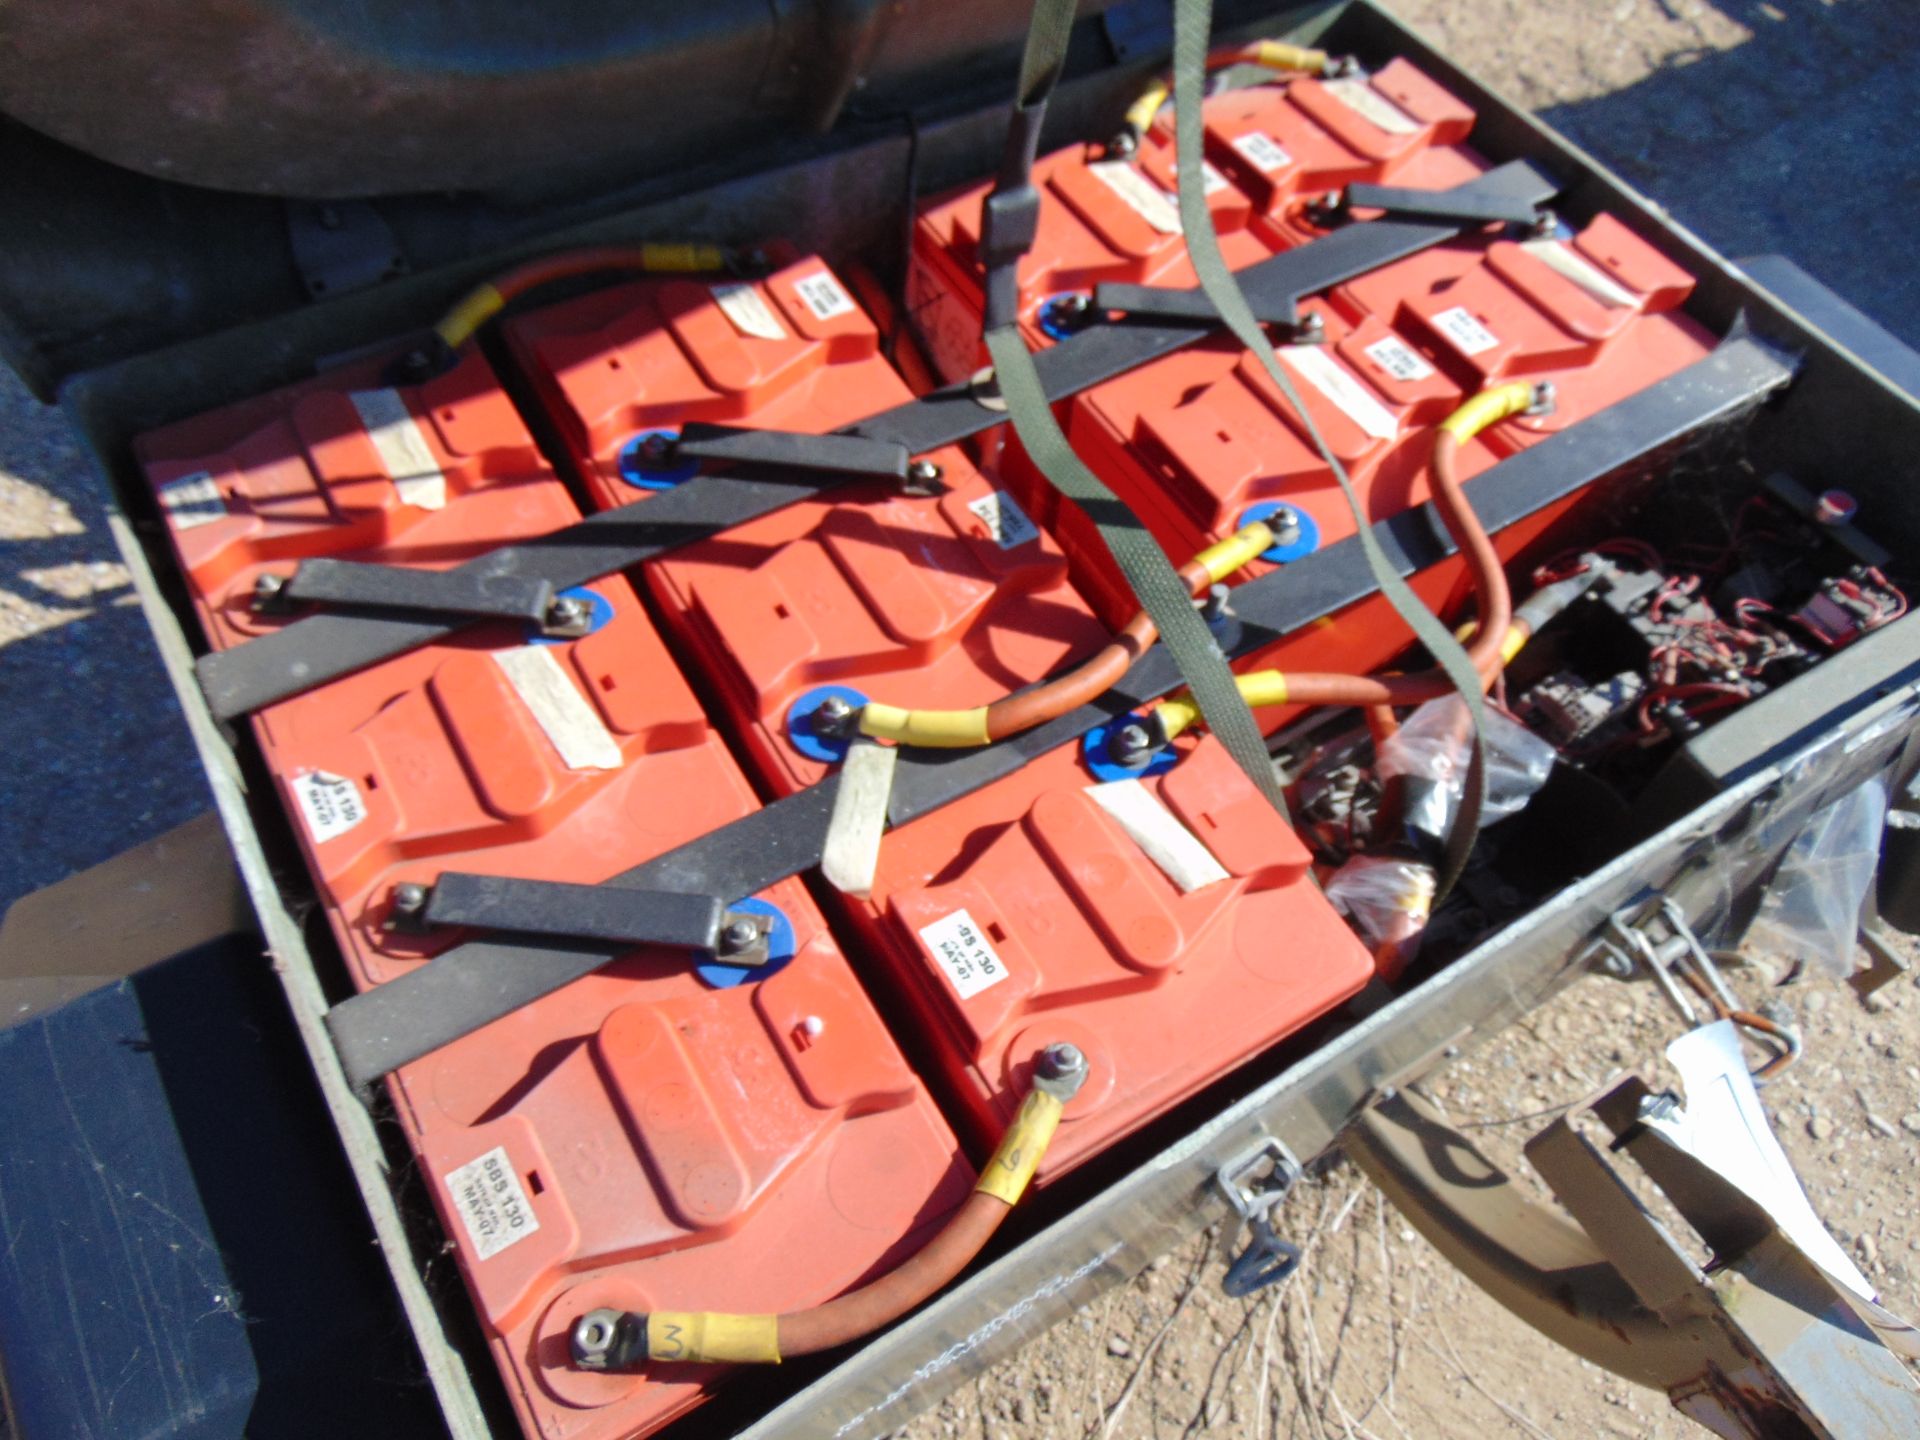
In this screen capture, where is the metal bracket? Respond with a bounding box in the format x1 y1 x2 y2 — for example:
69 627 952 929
1215 1136 1303 1297
1093 281 1301 331
283 199 406 301
672 423 911 480
1338 183 1541 229
275 559 570 630
391 873 769 964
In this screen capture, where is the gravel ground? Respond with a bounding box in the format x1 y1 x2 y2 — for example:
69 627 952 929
0 1 1916 1434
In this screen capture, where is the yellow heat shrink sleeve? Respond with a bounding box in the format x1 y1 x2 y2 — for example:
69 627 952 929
976 1088 1066 1205
1124 81 1171 137
434 285 507 350
858 702 992 748
1438 382 1537 444
1452 618 1533 665
645 1311 781 1364
1252 41 1329 73
641 242 729 273
1157 670 1288 741
1195 521 1275 583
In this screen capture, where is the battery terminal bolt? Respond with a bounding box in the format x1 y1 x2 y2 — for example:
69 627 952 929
1105 130 1139 160
1530 209 1559 239
903 458 948 496
544 593 594 636
721 918 762 955
810 694 861 739
1197 582 1232 625
1036 1042 1091 1096
252 572 290 611
1266 505 1303 548
1527 382 1557 417
387 881 431 933
1293 311 1327 345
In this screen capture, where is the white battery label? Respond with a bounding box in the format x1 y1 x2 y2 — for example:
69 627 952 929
1322 76 1422 135
918 907 1009 1000
443 1146 541 1261
350 388 446 510
1169 160 1232 196
1230 131 1294 173
1431 305 1501 356
1278 344 1399 442
1519 238 1642 310
157 472 227 530
1088 159 1183 236
494 644 622 772
792 270 857 322
966 489 1041 550
1363 334 1436 383
711 282 788 340
291 770 368 844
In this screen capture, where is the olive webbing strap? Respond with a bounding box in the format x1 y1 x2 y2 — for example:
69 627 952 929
983 0 1294 821
1166 0 1488 898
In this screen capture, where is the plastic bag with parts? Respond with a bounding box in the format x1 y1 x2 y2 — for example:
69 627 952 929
1375 694 1557 835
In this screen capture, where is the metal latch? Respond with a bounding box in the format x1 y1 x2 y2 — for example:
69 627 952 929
1581 895 1801 1079
1214 1136 1303 1297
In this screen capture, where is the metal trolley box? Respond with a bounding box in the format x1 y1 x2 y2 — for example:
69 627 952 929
9 1 1920 1435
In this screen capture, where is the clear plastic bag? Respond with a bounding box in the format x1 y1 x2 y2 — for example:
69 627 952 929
1742 777 1887 980
1325 854 1435 964
1375 694 1557 829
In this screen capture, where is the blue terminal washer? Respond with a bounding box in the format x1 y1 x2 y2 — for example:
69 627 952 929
786 684 869 764
1082 712 1179 783
617 428 700 489
696 896 797 989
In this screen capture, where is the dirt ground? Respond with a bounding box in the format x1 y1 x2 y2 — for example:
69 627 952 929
898 2 1920 1436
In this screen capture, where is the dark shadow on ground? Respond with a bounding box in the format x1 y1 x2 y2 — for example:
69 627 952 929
1541 0 1920 346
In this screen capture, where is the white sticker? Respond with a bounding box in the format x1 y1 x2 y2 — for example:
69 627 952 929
1087 160 1183 236
711 282 789 341
1230 131 1294 174
821 737 896 900
1519 238 1642 310
157 472 227 530
1170 160 1232 196
1431 305 1500 356
1363 334 1436 383
494 645 622 772
1086 780 1230 894
1278 344 1399 442
966 489 1041 550
792 270 856 322
443 1146 541 1261
1322 76 1422 135
349 389 446 510
291 770 368 844
918 907 1010 1000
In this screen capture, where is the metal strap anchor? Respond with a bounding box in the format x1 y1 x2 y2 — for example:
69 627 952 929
1215 1136 1303 1297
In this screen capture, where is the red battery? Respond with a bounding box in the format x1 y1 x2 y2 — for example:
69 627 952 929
861 732 1373 1180
501 253 912 512
907 101 1277 385
1203 59 1483 245
647 442 1113 796
134 346 567 651
136 352 972 1440
1055 214 1713 628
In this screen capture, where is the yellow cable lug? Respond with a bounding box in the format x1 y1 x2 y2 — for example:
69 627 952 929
640 242 727 273
858 702 992 748
1195 521 1275 583
975 1088 1066 1206
1438 381 1538 443
433 284 507 350
1155 690 1204 741
646 1312 781 1365
1123 81 1170 137
1253 41 1329 73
